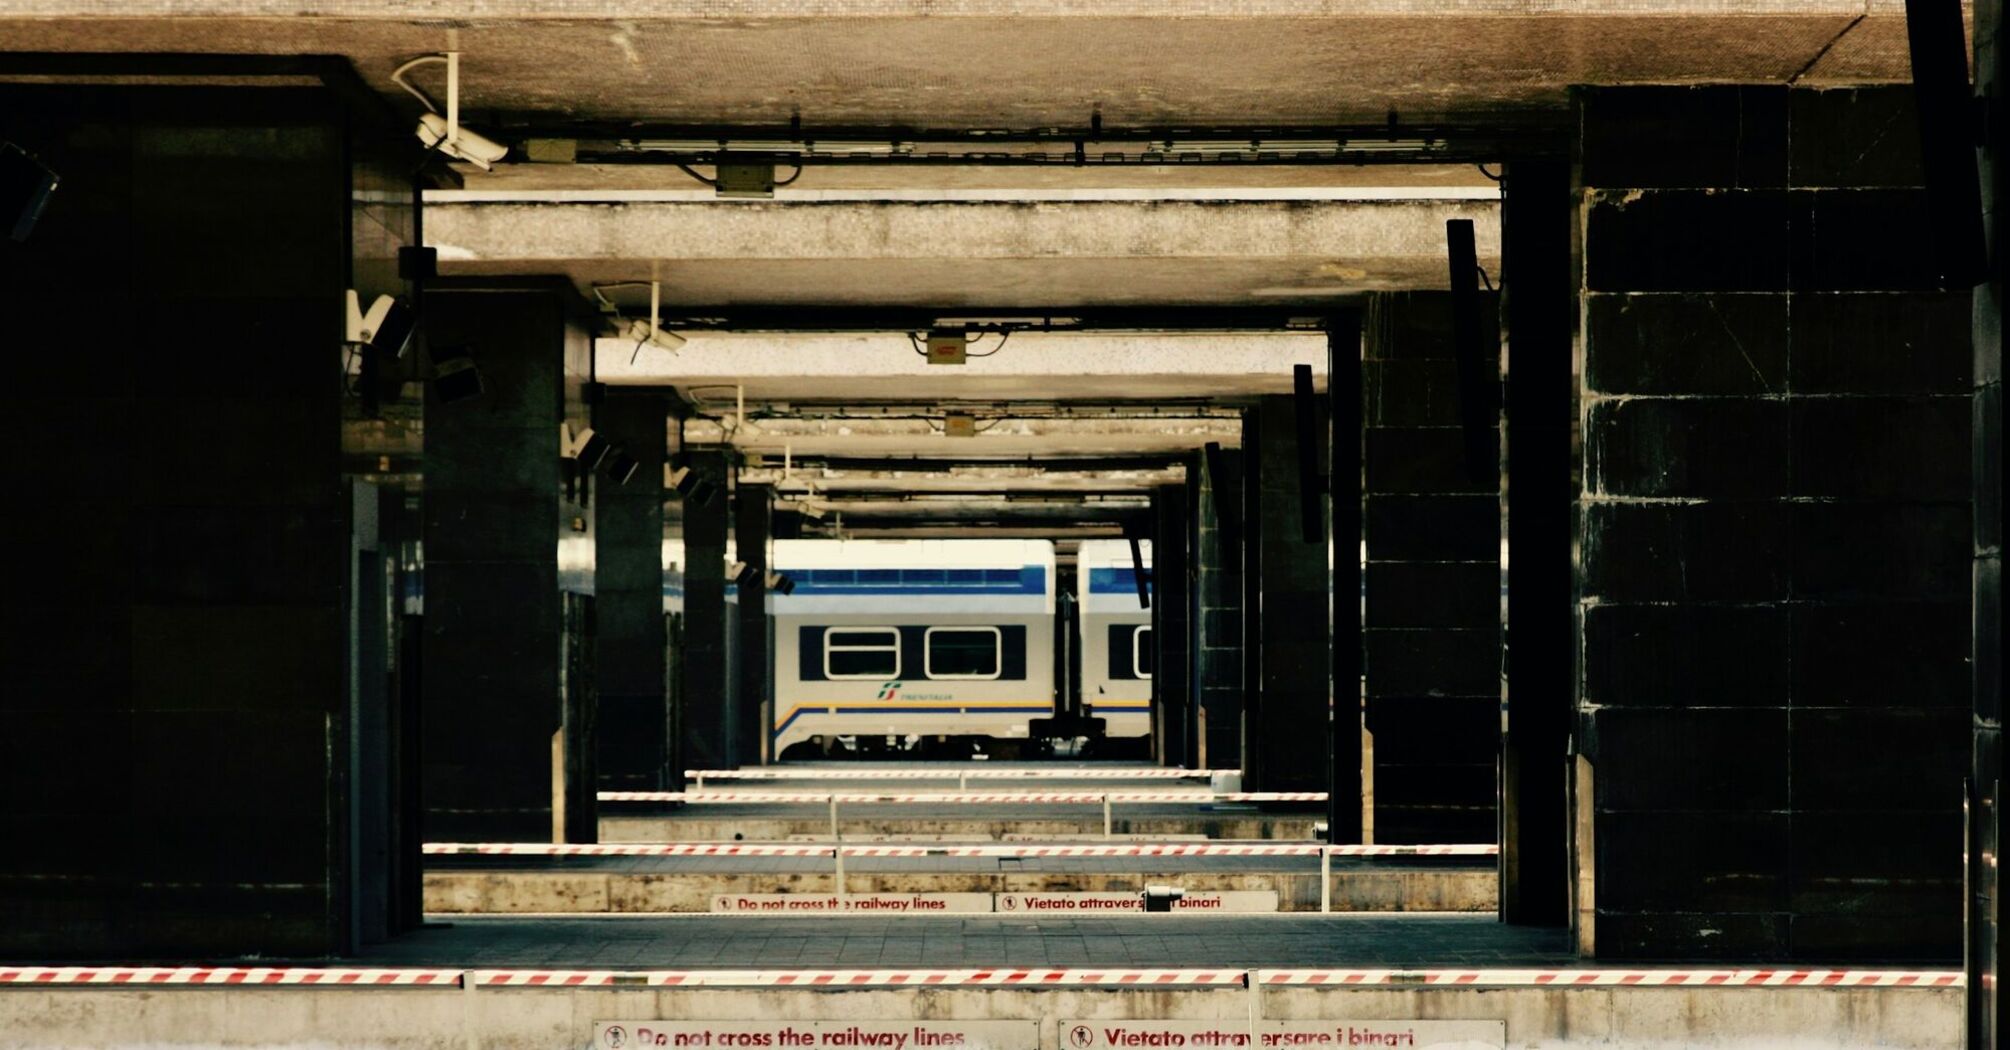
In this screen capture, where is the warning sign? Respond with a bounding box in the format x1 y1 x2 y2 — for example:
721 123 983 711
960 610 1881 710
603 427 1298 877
593 1021 1039 1050
1057 1021 1503 1050
710 893 993 914
995 891 1278 914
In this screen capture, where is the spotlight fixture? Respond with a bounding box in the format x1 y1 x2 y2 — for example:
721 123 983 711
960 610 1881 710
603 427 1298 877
605 450 639 486
394 52 510 171
431 344 484 404
666 461 720 506
1 141 59 243
344 290 416 358
561 425 613 471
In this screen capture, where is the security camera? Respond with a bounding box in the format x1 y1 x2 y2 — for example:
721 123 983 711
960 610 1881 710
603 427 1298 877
766 572 797 596
415 112 509 171
726 560 755 585
622 318 688 354
345 290 416 358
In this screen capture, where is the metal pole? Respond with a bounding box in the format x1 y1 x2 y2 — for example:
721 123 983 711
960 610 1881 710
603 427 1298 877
1103 794 1113 839
829 794 839 840
833 846 846 904
1320 847 1331 914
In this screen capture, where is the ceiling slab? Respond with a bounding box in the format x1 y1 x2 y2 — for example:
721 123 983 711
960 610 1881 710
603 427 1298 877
427 197 1498 307
0 3 1929 130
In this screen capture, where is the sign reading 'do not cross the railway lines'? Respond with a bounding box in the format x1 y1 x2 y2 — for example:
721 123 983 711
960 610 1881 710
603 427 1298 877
593 1022 1038 1050
1058 1021 1504 1050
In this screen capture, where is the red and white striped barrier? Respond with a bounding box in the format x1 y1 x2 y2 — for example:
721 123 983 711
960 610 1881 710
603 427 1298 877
426 842 836 857
1261 969 1965 988
424 841 1491 859
599 791 1326 804
0 966 1961 990
0 967 462 987
686 768 1227 782
471 968 1249 988
838 843 1326 858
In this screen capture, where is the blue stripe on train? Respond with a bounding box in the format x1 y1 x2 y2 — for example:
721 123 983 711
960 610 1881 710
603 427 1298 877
773 703 1055 737
772 565 1046 595
1087 567 1154 595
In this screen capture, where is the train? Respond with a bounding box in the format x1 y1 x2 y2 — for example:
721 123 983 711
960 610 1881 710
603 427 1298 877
768 538 1154 759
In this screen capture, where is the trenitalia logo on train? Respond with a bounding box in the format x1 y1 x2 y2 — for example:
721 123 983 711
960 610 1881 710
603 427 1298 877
767 539 1152 760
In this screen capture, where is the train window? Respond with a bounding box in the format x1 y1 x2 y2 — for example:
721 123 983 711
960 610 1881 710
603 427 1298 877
924 626 1002 680
824 627 900 679
1134 626 1153 680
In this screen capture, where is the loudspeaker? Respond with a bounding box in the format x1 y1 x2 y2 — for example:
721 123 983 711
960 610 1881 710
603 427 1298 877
432 345 485 404
573 429 613 471
605 449 639 486
1446 219 1496 486
397 245 438 281
372 298 418 359
1 142 58 243
1905 0 1987 287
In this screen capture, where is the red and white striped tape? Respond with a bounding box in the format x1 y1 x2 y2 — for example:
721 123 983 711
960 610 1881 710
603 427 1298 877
425 842 837 857
0 966 1961 990
0 967 462 987
599 791 1327 804
423 841 1493 858
686 769 1227 781
430 841 1491 858
837 843 1326 857
1262 969 1965 988
471 968 1248 988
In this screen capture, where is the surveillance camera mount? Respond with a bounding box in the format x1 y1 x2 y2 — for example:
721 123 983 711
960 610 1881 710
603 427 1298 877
397 51 508 171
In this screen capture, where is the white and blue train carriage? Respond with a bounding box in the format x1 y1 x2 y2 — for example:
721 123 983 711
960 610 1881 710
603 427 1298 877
769 539 1058 758
1075 539 1153 742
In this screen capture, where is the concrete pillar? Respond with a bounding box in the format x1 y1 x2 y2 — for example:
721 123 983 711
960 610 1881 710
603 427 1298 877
1194 448 1245 769
1362 293 1502 843
1242 398 1332 792
1974 3 2005 1040
594 394 672 790
1576 84 1969 960
1151 484 1193 767
0 82 414 957
679 450 734 770
1500 159 1575 925
1329 314 1366 844
422 279 597 843
735 482 772 766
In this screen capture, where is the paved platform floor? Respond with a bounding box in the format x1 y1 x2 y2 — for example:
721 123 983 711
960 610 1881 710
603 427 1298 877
362 914 1575 969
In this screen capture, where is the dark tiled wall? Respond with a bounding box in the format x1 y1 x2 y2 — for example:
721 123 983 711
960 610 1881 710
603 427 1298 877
1363 293 1502 844
420 285 571 843
0 86 364 956
1242 398 1332 792
1577 85 1970 961
679 450 734 769
595 395 671 790
1194 449 1244 769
